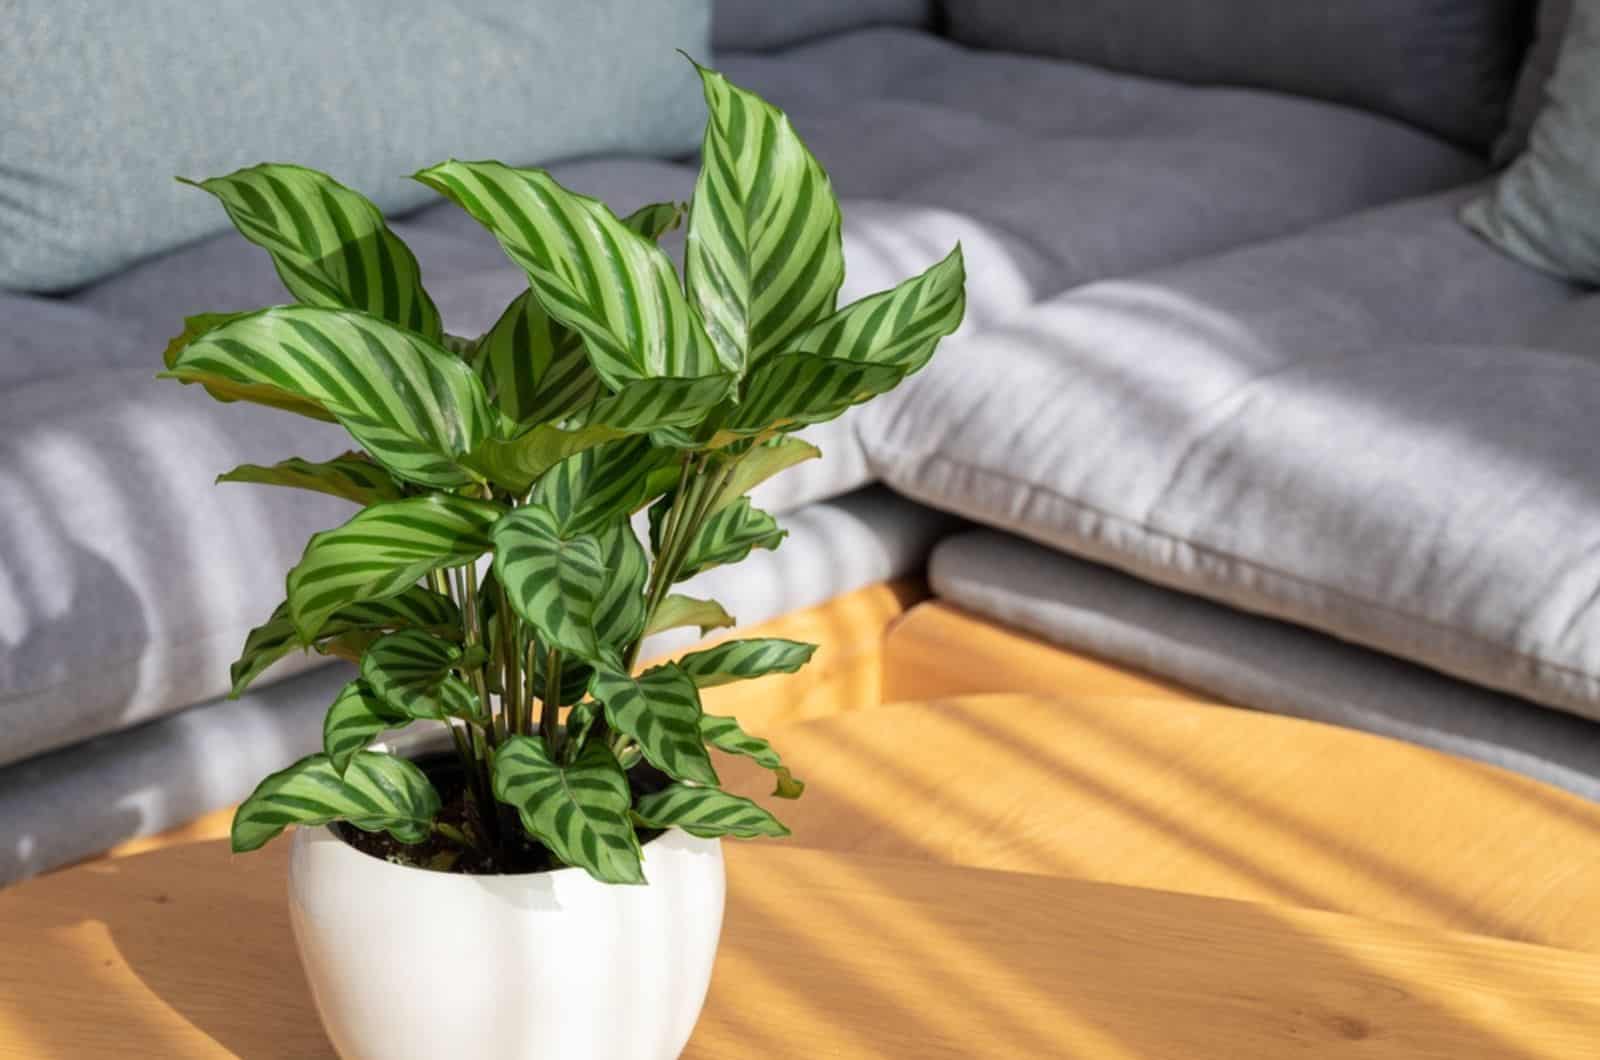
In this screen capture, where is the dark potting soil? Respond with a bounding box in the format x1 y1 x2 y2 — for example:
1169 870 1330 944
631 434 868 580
333 750 666 876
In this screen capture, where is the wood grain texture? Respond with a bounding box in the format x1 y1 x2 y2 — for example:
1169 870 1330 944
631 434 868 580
6 840 1600 1058
718 695 1600 954
96 579 925 864
884 600 1205 703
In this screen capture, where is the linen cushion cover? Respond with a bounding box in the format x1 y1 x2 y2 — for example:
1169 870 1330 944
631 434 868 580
1463 0 1600 285
860 188 1596 722
0 0 710 291
941 0 1526 150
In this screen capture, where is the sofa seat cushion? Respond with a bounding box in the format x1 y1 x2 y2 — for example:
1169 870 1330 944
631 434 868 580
861 188 1599 721
929 531 1600 801
719 28 1488 300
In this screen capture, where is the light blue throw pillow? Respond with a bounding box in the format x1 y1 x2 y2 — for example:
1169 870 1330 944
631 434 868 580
0 0 711 292
1464 0 1600 286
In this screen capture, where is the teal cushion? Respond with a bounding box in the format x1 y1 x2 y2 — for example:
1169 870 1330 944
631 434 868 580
0 0 711 292
1464 0 1600 285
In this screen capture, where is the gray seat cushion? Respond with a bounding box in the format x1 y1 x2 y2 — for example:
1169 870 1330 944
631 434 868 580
941 0 1526 151
861 188 1599 721
719 28 1489 299
712 0 930 52
931 530 1600 802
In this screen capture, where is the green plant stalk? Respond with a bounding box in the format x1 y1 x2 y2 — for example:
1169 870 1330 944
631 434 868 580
541 647 562 752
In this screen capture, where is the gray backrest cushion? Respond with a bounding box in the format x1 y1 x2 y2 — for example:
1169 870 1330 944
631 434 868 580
942 0 1525 150
1495 0 1577 163
1463 0 1600 285
713 0 932 52
0 0 711 293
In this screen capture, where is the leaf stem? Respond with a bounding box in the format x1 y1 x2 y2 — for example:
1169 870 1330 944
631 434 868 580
541 648 562 752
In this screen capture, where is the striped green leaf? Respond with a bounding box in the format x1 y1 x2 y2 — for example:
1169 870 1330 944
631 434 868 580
469 423 623 495
564 699 601 752
218 452 404 507
472 289 558 426
413 161 735 396
164 311 334 421
361 629 485 723
725 244 967 433
183 163 441 339
687 64 844 371
700 713 805 799
323 681 410 775
286 494 503 642
589 664 717 786
164 306 496 487
490 503 615 667
593 518 650 652
535 437 673 537
621 201 686 241
231 751 441 853
230 587 460 696
492 735 643 884
676 498 785 581
632 784 790 839
678 638 817 688
469 201 680 430
643 594 736 637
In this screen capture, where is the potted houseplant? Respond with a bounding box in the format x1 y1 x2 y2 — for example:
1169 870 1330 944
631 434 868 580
161 61 964 1060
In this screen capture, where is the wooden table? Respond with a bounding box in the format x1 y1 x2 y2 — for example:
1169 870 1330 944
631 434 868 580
6 694 1600 1057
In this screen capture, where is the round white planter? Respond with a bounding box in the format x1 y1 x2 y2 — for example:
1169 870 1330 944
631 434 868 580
288 824 725 1060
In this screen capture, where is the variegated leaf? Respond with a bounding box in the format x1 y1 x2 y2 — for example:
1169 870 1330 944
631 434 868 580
593 518 650 652
182 163 442 339
231 751 441 853
286 494 503 642
164 306 495 487
677 638 816 688
632 783 790 839
536 437 674 537
725 244 967 433
490 503 614 667
686 64 844 371
700 713 805 799
414 161 736 395
643 594 736 637
361 629 485 722
469 423 624 495
492 735 643 884
589 664 717 786
230 586 460 696
675 498 785 581
218 452 403 507
323 681 410 775
472 289 558 426
621 201 686 241
163 311 333 421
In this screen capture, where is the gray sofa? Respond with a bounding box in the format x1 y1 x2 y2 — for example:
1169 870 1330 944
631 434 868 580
3 0 1596 880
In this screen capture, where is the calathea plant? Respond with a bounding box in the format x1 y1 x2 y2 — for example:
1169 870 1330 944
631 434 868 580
161 63 965 883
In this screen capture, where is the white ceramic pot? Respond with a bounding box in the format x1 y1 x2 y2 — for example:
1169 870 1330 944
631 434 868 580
288 823 726 1060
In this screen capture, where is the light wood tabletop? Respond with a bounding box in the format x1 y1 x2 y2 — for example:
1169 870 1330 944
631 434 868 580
9 694 1600 1057
5 838 1600 1058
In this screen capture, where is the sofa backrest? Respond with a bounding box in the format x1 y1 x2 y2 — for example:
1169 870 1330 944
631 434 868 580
713 0 932 52
941 0 1529 152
